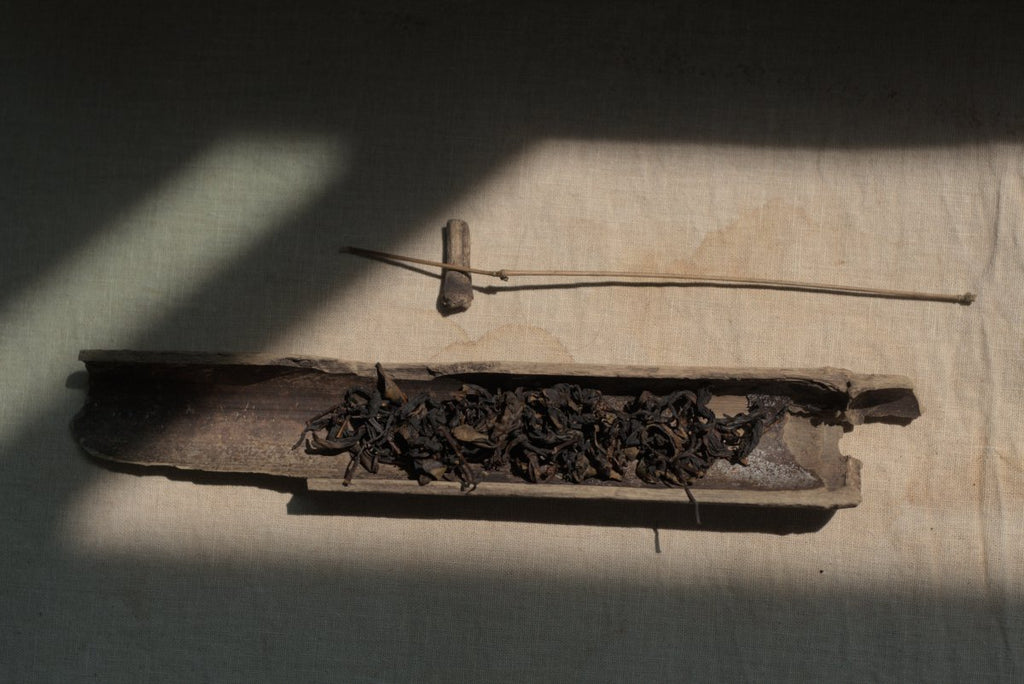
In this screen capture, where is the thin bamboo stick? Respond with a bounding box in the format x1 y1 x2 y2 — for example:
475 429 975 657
342 246 975 305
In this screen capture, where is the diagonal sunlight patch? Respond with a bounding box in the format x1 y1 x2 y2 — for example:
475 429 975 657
56 137 1021 603
278 137 986 362
0 133 348 445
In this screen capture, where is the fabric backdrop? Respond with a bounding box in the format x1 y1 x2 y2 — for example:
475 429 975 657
2 2 1021 681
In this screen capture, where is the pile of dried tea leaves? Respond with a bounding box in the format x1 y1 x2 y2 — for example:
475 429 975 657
294 364 787 494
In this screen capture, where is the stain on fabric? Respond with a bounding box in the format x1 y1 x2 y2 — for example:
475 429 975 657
689 200 834 276
432 324 574 363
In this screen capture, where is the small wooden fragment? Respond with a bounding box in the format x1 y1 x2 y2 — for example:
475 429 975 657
439 219 473 312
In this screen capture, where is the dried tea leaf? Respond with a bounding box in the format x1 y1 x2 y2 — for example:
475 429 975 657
417 459 448 481
451 424 491 445
296 364 776 492
376 362 407 404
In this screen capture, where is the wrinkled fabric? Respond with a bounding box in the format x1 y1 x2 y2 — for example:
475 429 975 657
2 2 1021 681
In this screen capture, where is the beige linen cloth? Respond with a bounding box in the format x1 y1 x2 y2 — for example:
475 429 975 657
2 2 1020 682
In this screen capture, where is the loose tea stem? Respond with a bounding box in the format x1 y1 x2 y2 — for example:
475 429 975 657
342 246 975 305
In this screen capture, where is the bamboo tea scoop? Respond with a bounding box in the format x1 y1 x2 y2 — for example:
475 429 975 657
344 221 975 309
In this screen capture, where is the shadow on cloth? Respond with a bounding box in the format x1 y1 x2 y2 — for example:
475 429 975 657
2 1 1020 680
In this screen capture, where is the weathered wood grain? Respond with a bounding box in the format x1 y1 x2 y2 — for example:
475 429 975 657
439 218 472 312
72 350 920 509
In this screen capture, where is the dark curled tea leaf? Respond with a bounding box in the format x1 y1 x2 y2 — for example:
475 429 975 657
295 365 789 497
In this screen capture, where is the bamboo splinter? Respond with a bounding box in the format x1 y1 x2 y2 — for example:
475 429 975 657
342 246 975 305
